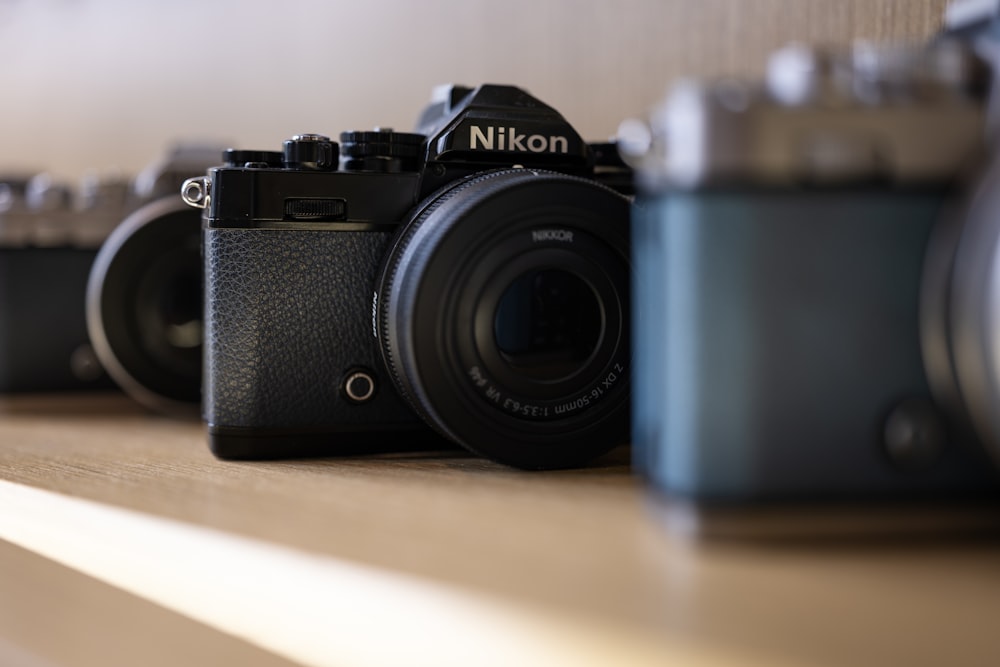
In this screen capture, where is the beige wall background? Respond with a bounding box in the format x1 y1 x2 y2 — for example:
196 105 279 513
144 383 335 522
0 0 949 181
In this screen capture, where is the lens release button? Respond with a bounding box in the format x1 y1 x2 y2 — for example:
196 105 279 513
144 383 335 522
343 370 377 403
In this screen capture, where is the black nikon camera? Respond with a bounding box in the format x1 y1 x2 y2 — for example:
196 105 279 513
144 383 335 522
183 84 631 469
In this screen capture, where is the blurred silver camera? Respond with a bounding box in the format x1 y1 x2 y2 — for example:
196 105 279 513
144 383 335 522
0 172 133 392
0 145 220 410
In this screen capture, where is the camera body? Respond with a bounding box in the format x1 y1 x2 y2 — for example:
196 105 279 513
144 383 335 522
629 42 1000 501
190 84 632 469
0 173 128 391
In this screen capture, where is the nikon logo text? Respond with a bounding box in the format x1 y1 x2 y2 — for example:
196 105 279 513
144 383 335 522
469 125 569 153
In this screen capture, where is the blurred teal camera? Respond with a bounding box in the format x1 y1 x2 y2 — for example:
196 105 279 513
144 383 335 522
626 39 1000 502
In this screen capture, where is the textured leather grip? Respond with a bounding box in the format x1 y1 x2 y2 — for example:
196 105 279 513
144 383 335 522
203 226 418 430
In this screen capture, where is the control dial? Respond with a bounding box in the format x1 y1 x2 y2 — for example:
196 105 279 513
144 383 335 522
339 128 425 172
283 134 339 171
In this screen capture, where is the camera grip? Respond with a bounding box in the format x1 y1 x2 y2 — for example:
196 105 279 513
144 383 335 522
203 227 414 430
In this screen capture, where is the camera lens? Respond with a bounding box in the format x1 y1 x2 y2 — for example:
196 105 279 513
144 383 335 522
134 251 202 373
87 197 202 414
377 169 630 469
922 153 1000 465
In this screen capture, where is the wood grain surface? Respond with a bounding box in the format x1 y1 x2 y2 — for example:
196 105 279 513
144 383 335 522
1 394 999 667
0 538 299 667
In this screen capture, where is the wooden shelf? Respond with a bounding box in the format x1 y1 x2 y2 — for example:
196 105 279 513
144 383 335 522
1 393 999 667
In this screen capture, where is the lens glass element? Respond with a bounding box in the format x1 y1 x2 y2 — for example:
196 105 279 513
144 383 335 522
494 269 601 382
135 257 202 375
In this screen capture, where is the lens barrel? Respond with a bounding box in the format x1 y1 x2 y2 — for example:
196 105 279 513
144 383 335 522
922 151 1000 466
376 169 631 469
87 197 203 414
